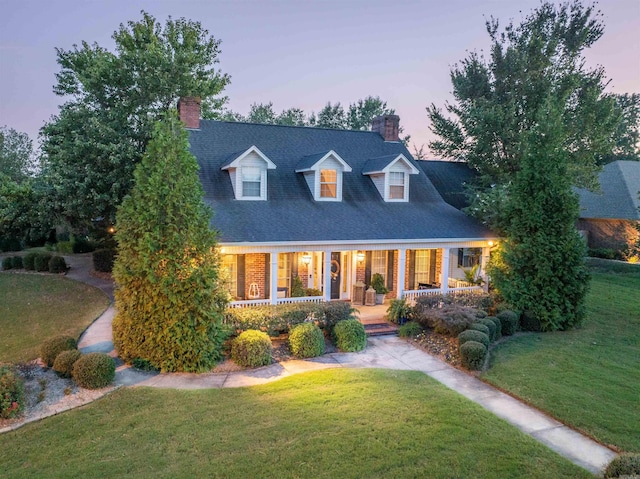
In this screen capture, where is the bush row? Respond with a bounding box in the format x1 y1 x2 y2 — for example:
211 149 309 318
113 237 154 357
2 253 67 273
224 301 355 335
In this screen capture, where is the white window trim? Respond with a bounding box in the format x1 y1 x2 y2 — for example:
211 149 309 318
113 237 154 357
315 168 342 202
363 154 419 203
221 145 276 201
296 150 352 202
385 171 409 202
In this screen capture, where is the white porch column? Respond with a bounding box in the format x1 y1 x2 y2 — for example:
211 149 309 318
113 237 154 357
397 248 406 299
441 248 450 294
323 250 332 302
481 247 491 292
270 252 279 305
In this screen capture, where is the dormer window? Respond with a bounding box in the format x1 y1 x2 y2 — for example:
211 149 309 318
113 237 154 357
362 154 419 202
296 150 352 202
320 169 337 198
221 146 276 201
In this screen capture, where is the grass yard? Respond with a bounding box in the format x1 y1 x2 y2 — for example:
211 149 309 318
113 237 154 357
0 369 591 479
0 273 109 363
483 260 640 452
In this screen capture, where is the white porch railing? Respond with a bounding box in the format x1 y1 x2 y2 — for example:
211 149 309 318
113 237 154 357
228 296 324 308
402 286 483 305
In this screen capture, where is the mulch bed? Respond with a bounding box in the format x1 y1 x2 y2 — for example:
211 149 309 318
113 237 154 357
412 329 462 368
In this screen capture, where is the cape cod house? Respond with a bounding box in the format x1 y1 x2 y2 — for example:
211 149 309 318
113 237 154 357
179 97 497 307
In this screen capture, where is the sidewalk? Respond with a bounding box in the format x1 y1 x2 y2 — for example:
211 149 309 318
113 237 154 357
69 260 615 475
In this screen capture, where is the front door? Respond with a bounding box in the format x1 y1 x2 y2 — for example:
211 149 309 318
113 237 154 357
330 252 341 299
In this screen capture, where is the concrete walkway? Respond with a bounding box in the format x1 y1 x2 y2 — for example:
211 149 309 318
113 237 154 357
71 260 615 475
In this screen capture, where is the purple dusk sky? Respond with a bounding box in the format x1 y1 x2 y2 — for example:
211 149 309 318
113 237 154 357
1 0 639 155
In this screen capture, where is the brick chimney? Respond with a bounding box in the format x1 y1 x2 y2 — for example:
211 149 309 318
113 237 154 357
371 114 400 142
177 97 201 129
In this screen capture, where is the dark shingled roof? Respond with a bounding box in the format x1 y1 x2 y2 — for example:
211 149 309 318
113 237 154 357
418 160 477 210
362 155 402 174
189 121 493 244
575 160 640 220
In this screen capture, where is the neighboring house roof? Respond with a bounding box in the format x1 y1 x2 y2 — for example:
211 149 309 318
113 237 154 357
189 121 493 244
418 160 477 210
575 160 640 220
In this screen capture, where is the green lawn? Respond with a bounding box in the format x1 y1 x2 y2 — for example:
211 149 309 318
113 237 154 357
0 273 110 363
483 260 640 452
0 369 591 479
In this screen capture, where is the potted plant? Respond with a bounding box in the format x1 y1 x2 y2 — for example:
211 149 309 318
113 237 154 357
370 273 389 304
387 297 412 325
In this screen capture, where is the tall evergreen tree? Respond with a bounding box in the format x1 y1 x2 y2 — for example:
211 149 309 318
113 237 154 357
488 100 590 330
112 113 228 372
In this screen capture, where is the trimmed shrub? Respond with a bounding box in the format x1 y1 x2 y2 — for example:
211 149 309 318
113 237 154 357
418 305 477 337
34 253 52 272
72 352 115 389
468 322 490 336
72 236 95 253
398 321 422 338
304 288 323 297
497 310 519 336
131 358 159 371
223 301 354 335
478 317 497 341
231 330 273 368
53 349 82 378
2 256 13 270
291 275 305 297
0 366 24 419
40 335 78 367
288 322 325 358
49 255 67 273
11 256 23 269
458 329 490 348
93 249 115 273
605 454 640 478
23 252 37 270
459 341 487 370
488 316 502 339
333 319 366 352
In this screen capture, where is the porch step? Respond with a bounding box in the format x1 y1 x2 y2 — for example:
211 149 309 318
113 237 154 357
363 322 399 337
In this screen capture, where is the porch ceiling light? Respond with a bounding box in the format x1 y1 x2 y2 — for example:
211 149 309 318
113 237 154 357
356 251 365 262
302 254 311 265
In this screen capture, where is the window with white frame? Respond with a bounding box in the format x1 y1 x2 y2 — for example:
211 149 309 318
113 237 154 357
277 253 291 296
388 171 405 199
414 250 431 285
320 169 337 198
222 255 237 298
458 248 481 268
241 167 262 198
371 250 387 280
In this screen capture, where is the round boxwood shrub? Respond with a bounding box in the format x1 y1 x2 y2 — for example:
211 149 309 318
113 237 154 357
468 322 490 336
459 341 487 371
53 349 83 378
333 319 367 352
34 253 52 272
288 322 325 358
93 249 115 273
478 317 497 341
488 316 502 339
41 335 78 367
72 352 115 389
497 310 519 336
398 321 422 338
605 453 640 478
23 252 37 270
458 329 490 348
0 366 24 419
2 256 13 270
11 256 23 269
231 330 273 368
49 255 67 274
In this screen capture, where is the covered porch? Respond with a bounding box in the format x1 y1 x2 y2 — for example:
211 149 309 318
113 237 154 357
221 240 495 309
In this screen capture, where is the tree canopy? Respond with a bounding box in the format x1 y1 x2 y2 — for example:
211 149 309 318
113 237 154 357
428 1 621 330
428 0 620 229
112 112 228 372
0 126 34 182
40 11 229 231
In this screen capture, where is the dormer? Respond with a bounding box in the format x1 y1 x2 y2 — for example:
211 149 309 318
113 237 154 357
221 146 276 200
362 154 419 202
295 150 352 201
